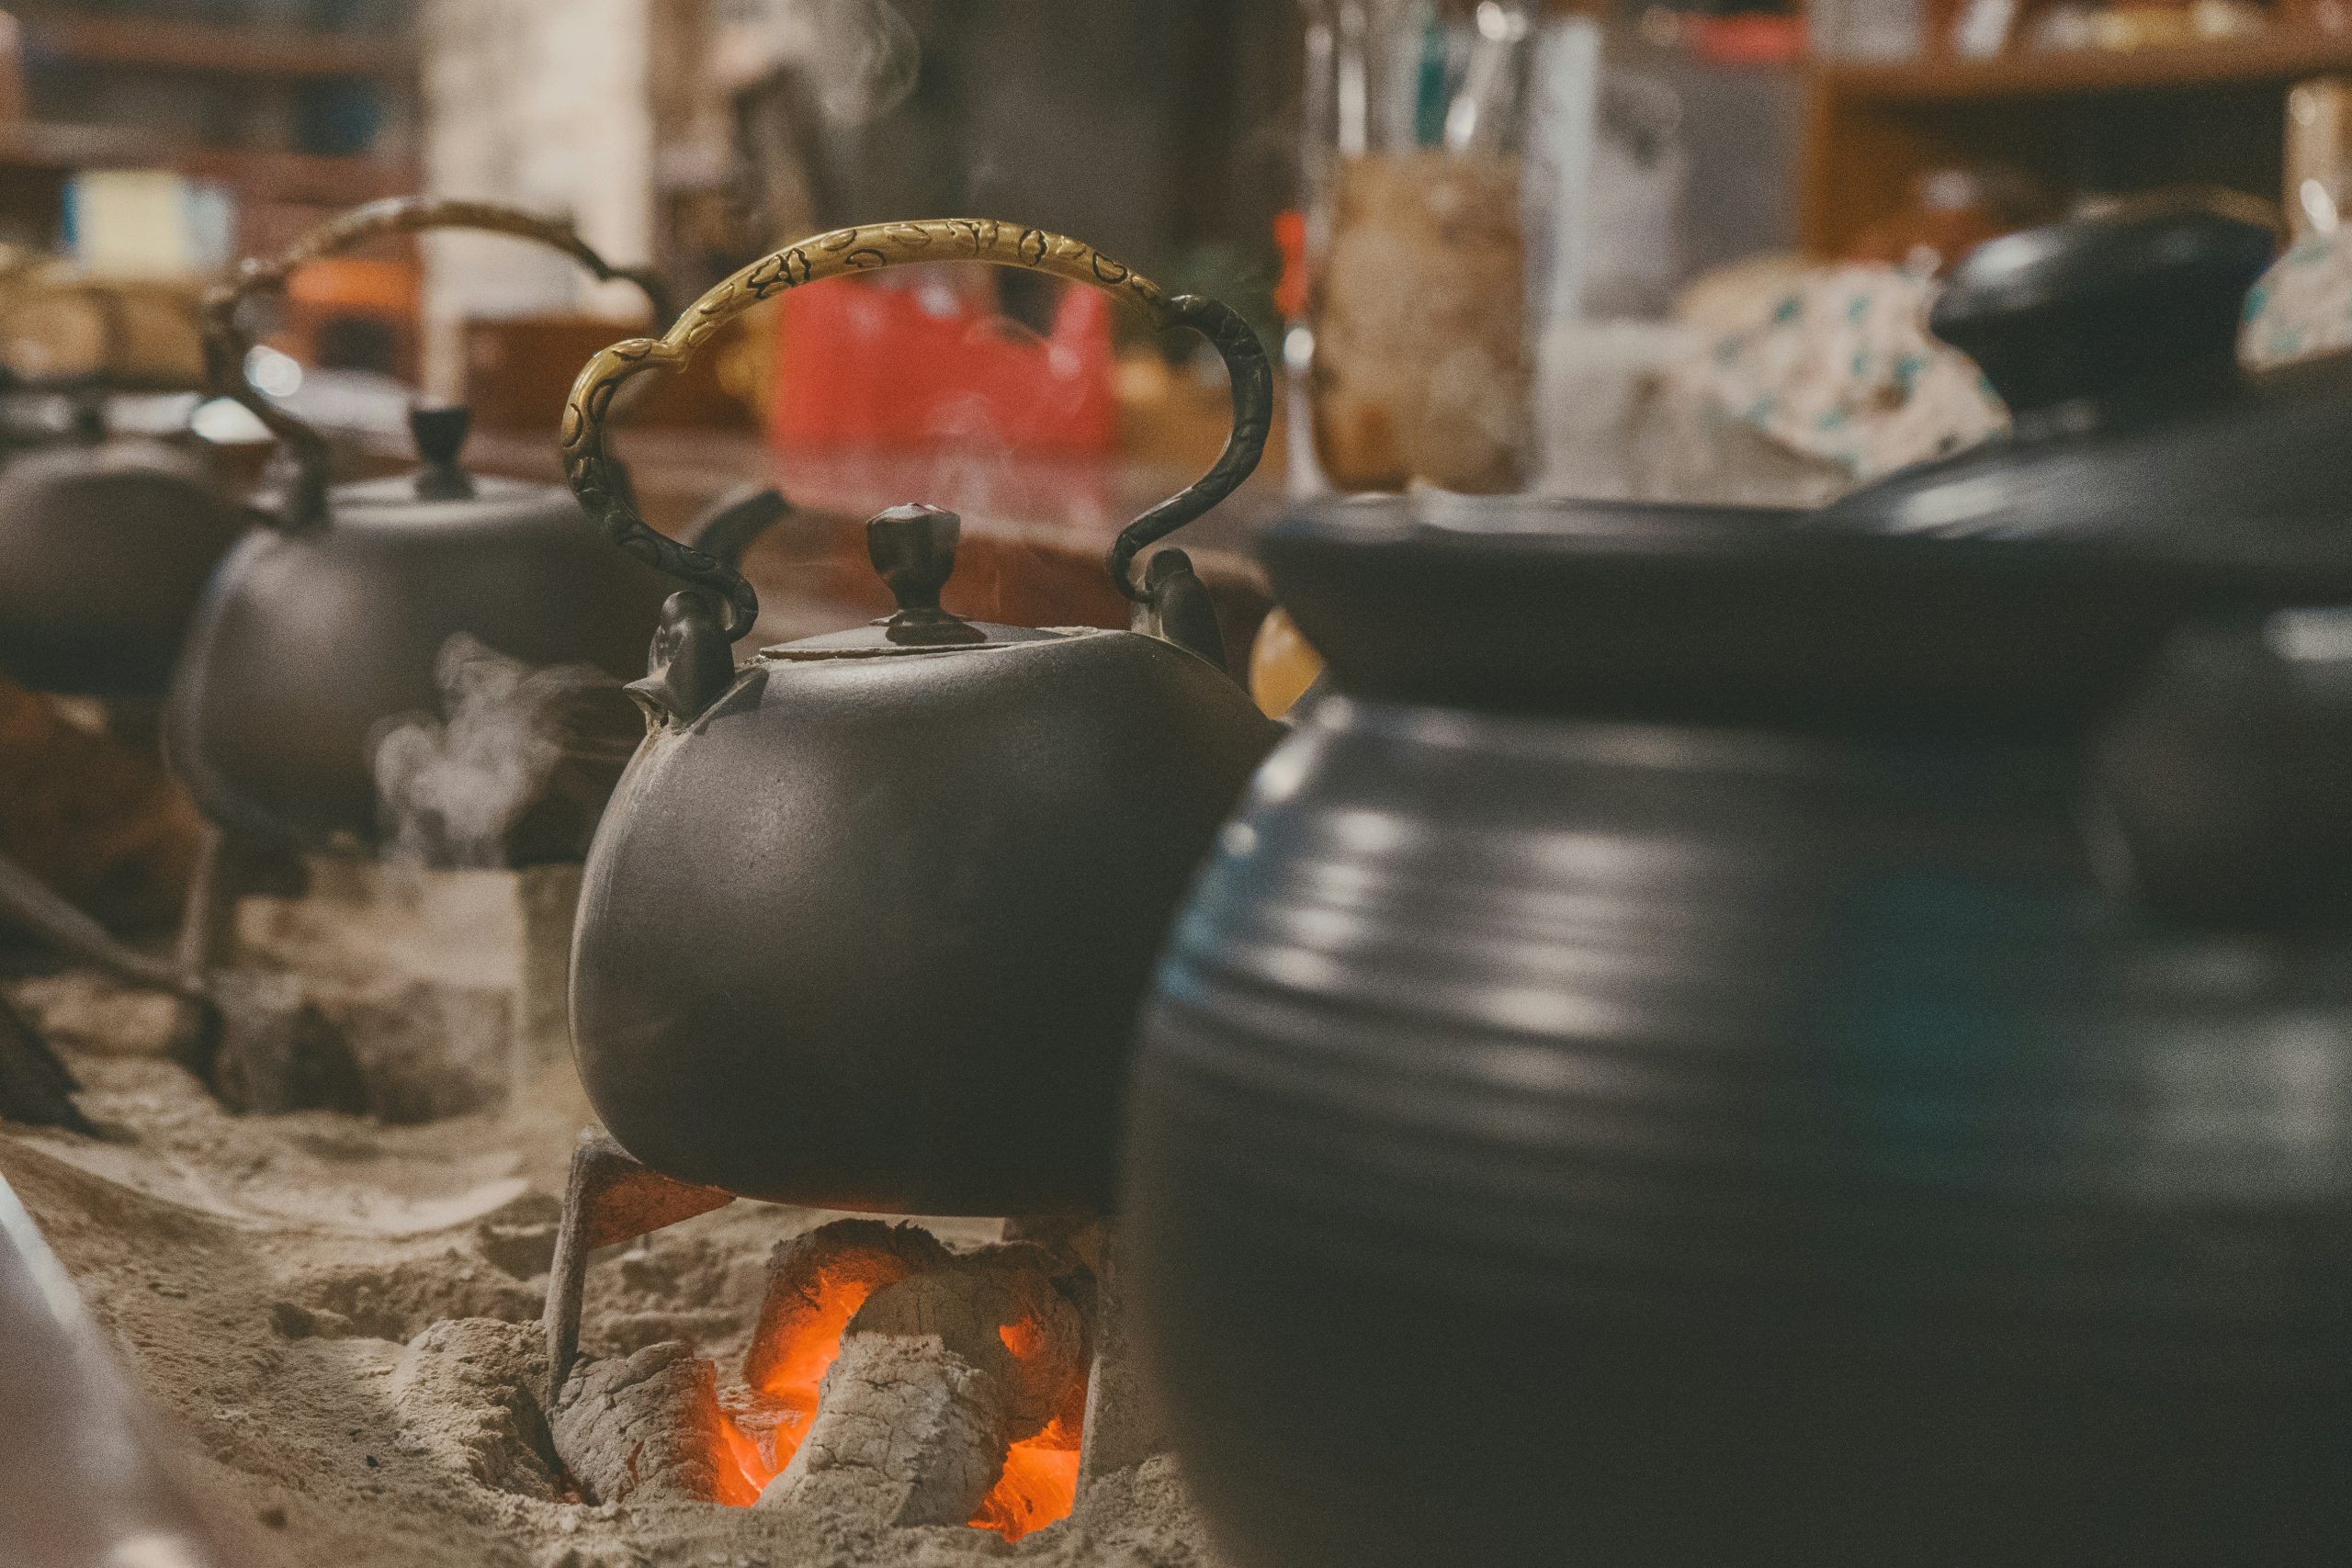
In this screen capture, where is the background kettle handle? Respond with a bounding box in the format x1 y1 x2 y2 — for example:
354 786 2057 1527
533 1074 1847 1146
203 197 673 532
561 219 1273 643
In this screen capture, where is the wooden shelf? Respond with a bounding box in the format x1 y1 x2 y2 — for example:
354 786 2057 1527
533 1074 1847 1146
0 120 413 196
1820 32 2352 101
19 15 414 81
0 118 158 171
174 146 417 201
1802 31 2352 253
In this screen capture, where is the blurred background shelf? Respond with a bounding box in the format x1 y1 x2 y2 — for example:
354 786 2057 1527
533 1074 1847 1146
1820 31 2352 98
1803 32 2352 251
18 13 413 79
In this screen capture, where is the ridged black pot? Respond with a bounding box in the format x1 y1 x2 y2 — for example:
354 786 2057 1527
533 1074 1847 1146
1122 497 2352 1568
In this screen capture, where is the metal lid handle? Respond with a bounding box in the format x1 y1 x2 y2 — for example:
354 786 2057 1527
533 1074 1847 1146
561 220 1273 643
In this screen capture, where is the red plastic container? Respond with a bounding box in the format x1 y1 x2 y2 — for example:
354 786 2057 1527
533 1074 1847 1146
768 271 1116 454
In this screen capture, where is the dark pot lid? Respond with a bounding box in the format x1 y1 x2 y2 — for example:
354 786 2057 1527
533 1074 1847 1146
324 403 571 529
1818 198 2352 541
1264 493 2352 738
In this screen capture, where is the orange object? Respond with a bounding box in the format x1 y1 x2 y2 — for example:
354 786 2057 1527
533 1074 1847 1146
1250 605 1324 718
768 273 1115 454
281 254 422 378
1273 208 1309 322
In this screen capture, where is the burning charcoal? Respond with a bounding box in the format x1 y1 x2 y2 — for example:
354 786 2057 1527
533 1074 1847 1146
314 978 512 1124
181 969 367 1117
849 1248 1087 1440
390 1317 560 1500
0 987 91 1133
742 1219 955 1396
552 1341 752 1506
755 1332 1007 1528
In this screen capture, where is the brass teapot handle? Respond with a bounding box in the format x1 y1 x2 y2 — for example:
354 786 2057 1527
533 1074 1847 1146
204 197 673 531
562 219 1273 642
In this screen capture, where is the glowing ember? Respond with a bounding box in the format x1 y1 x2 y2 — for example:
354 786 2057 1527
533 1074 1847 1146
753 1275 882 1409
714 1408 773 1505
969 1417 1083 1542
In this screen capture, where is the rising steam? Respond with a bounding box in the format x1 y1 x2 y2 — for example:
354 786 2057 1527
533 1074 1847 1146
808 0 921 125
370 635 627 869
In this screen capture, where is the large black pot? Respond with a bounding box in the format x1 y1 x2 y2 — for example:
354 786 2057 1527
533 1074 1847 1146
1122 495 2352 1568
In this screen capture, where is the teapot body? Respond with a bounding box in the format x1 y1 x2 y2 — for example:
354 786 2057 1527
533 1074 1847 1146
1126 694 2352 1567
165 480 669 856
570 626 1279 1214
0 437 243 696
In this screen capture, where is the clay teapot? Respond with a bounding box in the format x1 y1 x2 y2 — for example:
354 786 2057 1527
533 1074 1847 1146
0 286 241 697
1122 489 2352 1567
561 220 1280 1216
164 197 780 863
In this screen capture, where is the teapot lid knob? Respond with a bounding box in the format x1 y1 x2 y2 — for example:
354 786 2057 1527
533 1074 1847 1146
409 402 477 501
1929 200 2273 425
868 503 958 611
865 504 987 648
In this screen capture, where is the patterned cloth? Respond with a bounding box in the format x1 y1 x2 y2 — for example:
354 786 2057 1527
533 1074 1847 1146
2243 231 2352 368
1684 262 2007 486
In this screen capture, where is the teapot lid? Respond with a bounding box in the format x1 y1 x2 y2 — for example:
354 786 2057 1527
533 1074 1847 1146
763 503 1070 660
1816 198 2352 541
1266 491 2352 739
327 402 563 522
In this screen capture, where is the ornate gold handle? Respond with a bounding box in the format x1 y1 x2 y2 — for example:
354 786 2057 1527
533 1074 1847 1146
562 219 1273 641
205 197 673 530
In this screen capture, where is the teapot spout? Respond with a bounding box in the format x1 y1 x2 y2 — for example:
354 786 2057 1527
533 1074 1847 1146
682 484 792 570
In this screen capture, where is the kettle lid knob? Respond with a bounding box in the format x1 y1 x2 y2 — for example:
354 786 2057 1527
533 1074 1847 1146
409 402 476 501
1930 199 2273 423
865 503 988 648
867 503 959 613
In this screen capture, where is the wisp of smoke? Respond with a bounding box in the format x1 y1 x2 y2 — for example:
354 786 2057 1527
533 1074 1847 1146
370 635 625 870
808 0 921 126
